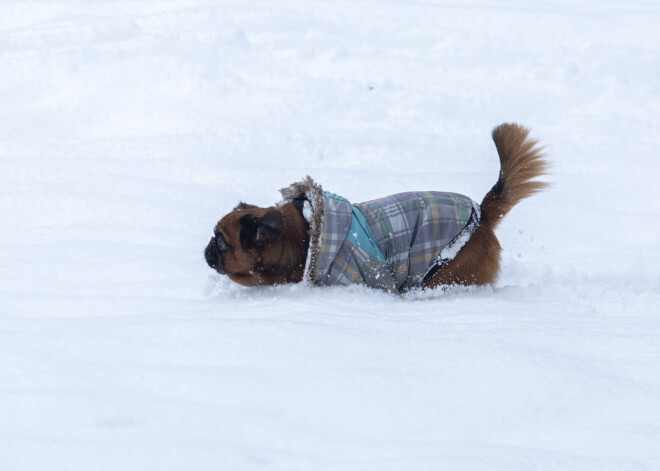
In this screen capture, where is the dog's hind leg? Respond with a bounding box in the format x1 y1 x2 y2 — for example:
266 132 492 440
424 222 501 287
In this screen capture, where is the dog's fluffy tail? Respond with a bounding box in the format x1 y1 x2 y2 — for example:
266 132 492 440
480 123 549 230
424 123 548 288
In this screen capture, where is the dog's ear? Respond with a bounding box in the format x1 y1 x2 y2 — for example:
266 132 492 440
257 209 283 243
239 210 283 248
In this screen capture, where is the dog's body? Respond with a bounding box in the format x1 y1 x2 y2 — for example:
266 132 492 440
205 123 548 292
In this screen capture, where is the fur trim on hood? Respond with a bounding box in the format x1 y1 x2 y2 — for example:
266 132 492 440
279 176 324 284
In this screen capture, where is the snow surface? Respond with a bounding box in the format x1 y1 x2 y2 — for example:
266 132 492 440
1 0 660 469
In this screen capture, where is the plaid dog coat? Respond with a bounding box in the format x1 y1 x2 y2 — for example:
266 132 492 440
280 177 480 293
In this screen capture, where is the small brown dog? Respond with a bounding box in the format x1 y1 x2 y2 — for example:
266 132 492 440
205 123 548 293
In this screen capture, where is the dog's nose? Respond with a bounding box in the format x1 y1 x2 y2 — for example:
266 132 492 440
205 238 219 270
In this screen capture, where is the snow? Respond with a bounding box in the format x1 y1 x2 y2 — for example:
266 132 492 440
1 0 659 469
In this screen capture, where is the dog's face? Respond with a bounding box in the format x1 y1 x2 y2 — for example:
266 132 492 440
204 202 310 286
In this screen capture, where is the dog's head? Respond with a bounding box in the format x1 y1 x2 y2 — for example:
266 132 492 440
204 201 310 286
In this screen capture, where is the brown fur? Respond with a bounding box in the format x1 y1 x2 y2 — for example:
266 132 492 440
212 203 309 287
425 123 549 288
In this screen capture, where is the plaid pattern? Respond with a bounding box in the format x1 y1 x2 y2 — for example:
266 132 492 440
313 195 352 281
312 191 478 293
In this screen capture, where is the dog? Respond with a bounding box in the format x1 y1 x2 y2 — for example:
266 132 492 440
205 123 548 293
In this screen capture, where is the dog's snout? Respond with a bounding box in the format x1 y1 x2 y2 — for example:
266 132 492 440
205 237 228 275
205 239 218 269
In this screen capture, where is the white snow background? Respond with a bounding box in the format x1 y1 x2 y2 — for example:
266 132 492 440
1 1 659 469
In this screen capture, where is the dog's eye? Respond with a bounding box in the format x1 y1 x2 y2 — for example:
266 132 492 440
216 235 230 252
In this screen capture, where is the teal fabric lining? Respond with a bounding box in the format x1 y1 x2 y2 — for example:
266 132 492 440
322 191 386 263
